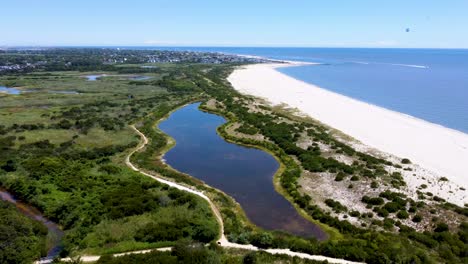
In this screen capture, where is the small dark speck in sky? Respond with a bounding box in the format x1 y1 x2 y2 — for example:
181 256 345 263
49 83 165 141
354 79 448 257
406 28 410 32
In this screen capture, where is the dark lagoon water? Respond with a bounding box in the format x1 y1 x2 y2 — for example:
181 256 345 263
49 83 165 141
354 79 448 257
0 85 21 94
159 103 326 239
0 189 63 260
144 47 468 133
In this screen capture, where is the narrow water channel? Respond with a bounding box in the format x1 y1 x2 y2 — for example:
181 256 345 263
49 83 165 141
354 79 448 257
0 188 64 260
159 103 326 239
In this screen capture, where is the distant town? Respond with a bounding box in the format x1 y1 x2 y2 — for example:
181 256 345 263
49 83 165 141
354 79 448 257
0 48 271 73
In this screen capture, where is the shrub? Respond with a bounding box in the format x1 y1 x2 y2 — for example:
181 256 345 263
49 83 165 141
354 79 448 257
349 211 360 217
350 175 359 181
334 172 345 181
434 223 449 232
401 158 411 164
383 218 395 229
325 199 348 213
250 232 273 248
412 215 422 223
375 208 389 217
99 164 122 174
397 210 409 219
243 252 257 264
383 202 401 213
361 196 384 205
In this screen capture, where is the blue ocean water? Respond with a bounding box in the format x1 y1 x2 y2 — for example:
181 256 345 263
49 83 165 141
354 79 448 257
156 47 468 133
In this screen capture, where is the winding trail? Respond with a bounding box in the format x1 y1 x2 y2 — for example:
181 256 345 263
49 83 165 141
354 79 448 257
38 124 363 264
125 125 362 264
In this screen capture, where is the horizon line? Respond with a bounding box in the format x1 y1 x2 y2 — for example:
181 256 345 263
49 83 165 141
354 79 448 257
2 45 468 50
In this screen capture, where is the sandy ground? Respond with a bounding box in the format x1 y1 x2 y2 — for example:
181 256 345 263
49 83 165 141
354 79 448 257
228 63 468 205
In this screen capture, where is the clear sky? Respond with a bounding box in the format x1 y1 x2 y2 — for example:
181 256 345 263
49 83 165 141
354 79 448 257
2 0 468 48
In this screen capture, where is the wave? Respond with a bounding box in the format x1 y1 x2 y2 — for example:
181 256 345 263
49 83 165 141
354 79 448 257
351 61 370 65
350 61 428 69
390 63 429 69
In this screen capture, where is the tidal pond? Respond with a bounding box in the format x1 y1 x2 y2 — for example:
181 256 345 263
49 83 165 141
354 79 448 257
0 86 21 94
159 103 326 239
85 75 104 81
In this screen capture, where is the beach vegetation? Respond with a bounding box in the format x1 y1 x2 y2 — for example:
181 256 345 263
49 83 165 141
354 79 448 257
412 215 423 223
401 158 411 164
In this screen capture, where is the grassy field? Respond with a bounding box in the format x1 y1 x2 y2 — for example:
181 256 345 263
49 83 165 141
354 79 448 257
0 66 219 259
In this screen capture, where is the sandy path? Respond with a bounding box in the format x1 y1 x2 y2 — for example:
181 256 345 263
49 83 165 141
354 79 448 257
36 124 362 264
228 63 468 205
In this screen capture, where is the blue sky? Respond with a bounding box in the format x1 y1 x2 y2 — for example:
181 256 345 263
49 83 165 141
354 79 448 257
2 0 468 48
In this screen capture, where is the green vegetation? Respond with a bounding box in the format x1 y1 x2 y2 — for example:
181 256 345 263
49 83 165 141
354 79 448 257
0 63 219 260
0 200 48 263
325 199 348 213
1 49 466 263
235 123 259 135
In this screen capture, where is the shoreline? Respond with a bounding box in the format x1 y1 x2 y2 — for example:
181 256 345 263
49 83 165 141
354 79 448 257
227 63 468 205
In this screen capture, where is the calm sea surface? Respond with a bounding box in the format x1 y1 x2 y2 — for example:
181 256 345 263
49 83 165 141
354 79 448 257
153 47 468 133
159 103 326 239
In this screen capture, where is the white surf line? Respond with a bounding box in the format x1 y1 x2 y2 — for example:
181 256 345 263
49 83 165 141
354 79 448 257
36 124 363 264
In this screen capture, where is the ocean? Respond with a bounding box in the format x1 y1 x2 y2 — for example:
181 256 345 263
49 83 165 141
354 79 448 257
157 47 468 134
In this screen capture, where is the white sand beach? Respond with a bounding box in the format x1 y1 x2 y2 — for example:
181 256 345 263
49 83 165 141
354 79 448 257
228 63 468 204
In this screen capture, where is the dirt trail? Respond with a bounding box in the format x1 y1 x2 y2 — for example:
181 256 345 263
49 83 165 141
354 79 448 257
36 125 363 264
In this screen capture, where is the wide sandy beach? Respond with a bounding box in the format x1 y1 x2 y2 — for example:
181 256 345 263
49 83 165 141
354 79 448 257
228 63 468 197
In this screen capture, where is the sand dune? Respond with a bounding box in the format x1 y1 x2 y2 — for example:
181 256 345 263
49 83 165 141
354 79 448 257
228 63 468 201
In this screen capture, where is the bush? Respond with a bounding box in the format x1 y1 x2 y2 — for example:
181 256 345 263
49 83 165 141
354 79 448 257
434 223 449 232
361 196 384 205
334 172 345 181
383 218 395 229
325 199 348 213
243 252 257 264
401 158 411 164
250 232 273 249
412 215 422 223
383 202 403 213
99 164 122 174
396 210 409 219
349 211 360 217
376 208 389 217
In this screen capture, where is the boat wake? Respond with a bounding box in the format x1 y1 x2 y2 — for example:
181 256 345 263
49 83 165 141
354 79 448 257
389 63 429 69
